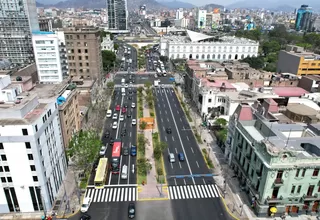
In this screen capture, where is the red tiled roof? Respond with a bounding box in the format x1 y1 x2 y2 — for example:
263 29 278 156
238 105 254 121
273 87 308 97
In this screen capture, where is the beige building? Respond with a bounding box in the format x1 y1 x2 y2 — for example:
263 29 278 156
57 85 81 148
64 27 103 80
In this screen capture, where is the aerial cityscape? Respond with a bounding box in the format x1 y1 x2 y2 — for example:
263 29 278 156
0 0 320 220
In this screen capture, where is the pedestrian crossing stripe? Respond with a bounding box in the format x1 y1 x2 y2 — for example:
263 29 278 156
168 184 220 200
85 187 137 203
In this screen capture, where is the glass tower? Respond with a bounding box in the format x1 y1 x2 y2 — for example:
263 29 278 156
107 0 128 30
295 5 313 31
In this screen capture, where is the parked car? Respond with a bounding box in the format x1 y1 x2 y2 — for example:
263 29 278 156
131 145 137 156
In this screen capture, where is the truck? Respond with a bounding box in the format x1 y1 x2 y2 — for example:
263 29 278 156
154 80 159 87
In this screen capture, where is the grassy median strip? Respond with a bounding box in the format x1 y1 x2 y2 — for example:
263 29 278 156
201 149 214 169
137 133 147 184
152 132 166 184
137 88 144 118
173 87 192 122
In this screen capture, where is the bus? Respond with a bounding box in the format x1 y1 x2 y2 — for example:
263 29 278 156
111 140 121 174
94 158 109 189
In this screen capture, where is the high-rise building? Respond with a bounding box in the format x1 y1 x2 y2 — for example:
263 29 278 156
0 0 39 65
295 5 314 31
64 27 103 80
32 31 68 84
107 0 128 31
0 75 67 213
176 8 184 20
139 5 146 16
196 9 207 29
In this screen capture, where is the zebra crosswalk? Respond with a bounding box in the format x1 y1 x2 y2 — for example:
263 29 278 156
85 187 137 203
168 184 220 200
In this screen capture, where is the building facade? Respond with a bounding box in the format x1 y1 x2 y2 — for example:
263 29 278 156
160 30 259 60
101 35 114 51
176 8 184 20
32 32 66 84
0 0 39 65
277 45 320 76
0 75 67 213
38 18 53 32
228 103 320 217
64 27 102 80
107 0 128 31
295 5 314 31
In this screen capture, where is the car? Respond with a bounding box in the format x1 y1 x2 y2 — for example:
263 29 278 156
99 146 107 156
125 84 128 88
106 110 112 118
112 113 118 120
115 105 121 111
160 85 164 89
81 197 92 213
129 82 133 86
128 203 135 219
123 146 129 156
112 121 118 129
166 128 172 134
131 103 136 108
124 103 128 108
128 88 133 94
109 137 114 145
80 213 91 220
121 128 127 136
122 107 127 114
131 145 137 156
127 113 132 118
128 95 132 100
132 119 136 125
105 130 110 138
168 153 175 163
133 88 137 93
120 115 124 121
178 153 185 161
132 79 135 83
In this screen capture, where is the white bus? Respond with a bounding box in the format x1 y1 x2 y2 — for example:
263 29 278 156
121 88 126 96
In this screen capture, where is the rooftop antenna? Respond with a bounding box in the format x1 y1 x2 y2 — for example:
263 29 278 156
284 129 292 148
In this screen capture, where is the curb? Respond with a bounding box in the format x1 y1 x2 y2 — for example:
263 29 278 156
138 197 169 201
220 197 240 220
56 209 80 219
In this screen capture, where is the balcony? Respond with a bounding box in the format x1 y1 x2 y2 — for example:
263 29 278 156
303 194 319 201
266 196 283 203
273 178 284 186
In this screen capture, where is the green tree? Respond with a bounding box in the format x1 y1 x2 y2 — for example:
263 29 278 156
214 118 227 127
137 158 152 175
137 86 144 94
144 81 152 89
262 41 281 56
241 56 264 69
137 134 146 153
159 142 168 151
140 121 147 130
235 29 261 41
67 130 101 171
114 43 119 51
102 50 116 71
160 56 168 63
216 129 227 143
106 81 115 89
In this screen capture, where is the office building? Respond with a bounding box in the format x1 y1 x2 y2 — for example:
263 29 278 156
227 102 320 217
176 8 184 20
295 5 314 31
0 0 39 65
64 27 103 80
38 18 53 32
197 9 207 29
32 31 68 84
277 45 320 76
107 0 128 32
0 75 67 213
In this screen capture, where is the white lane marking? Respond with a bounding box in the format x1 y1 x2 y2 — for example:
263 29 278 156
177 110 179 114
201 185 208 198
170 161 173 169
161 118 163 122
191 148 194 153
172 136 175 141
93 189 99 202
198 185 204 198
186 136 189 141
117 155 123 184
120 188 124 201
132 188 136 201
163 126 165 131
165 136 167 141
159 110 161 114
105 189 110 202
180 186 185 199
175 148 178 153
108 189 113 202
183 179 186 185
167 118 169 122
204 185 211 198
211 185 219 197
196 161 200 168
189 185 196 198
128 188 132 201
180 118 182 122
101 189 106 202
179 161 182 169
124 188 128 201
130 132 132 137
177 186 181 199
183 186 189 199
165 110 167 114
116 188 121 201
168 186 173 199
202 178 206 185
207 184 215 198
174 178 177 186
194 185 200 198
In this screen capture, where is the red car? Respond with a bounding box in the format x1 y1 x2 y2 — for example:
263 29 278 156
122 107 126 114
115 105 121 111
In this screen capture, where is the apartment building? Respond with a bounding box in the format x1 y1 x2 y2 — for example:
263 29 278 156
38 18 53 32
277 45 320 76
0 75 67 213
64 27 103 80
227 102 320 217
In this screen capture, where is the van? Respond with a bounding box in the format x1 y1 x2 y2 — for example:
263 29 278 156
121 78 125 85
168 153 175 163
121 165 128 179
121 88 126 96
106 110 112 118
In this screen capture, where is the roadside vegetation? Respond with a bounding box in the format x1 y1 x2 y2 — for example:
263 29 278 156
152 132 168 183
214 118 228 148
173 87 192 122
137 134 151 184
137 86 144 118
144 81 155 117
202 149 214 169
138 46 147 70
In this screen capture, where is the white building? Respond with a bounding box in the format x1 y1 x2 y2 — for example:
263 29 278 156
0 75 67 213
176 8 184 20
101 35 114 51
197 9 207 29
160 30 259 60
32 31 66 84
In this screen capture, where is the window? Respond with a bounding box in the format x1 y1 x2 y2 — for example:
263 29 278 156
7 177 12 182
37 138 40 145
35 125 38 132
28 154 34 160
208 99 212 103
33 176 38 182
78 49 81 53
85 49 88 53
302 169 306 177
296 169 300 177
22 129 28 135
297 185 301 193
30 165 36 171
77 35 80 39
0 167 3 172
1 155 7 161
84 42 88 46
4 166 9 172
78 56 82 60
1 177 6 183
313 168 319 176
86 63 89 67
0 143 3 149
84 35 86 39
25 142 31 149
291 185 296 193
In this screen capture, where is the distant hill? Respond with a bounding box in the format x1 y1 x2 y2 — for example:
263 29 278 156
160 1 195 9
203 3 224 10
36 1 45 7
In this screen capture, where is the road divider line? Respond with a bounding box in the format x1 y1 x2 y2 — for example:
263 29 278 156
196 161 200 168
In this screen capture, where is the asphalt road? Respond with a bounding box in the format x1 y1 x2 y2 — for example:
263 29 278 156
153 87 213 186
114 74 174 85
118 43 138 72
88 87 137 186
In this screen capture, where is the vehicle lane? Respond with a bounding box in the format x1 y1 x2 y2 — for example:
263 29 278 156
154 88 193 185
166 88 213 184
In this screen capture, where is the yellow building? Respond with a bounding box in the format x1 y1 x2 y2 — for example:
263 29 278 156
277 45 320 75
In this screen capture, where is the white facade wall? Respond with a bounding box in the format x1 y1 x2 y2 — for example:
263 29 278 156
161 41 259 61
197 10 207 28
32 33 63 84
0 102 67 213
176 8 184 20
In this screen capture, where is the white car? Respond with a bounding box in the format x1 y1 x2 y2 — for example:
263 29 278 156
120 115 124 121
106 110 112 118
132 119 136 126
131 103 136 108
112 113 118 120
99 146 107 156
81 197 92 213
125 84 128 88
112 121 118 129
